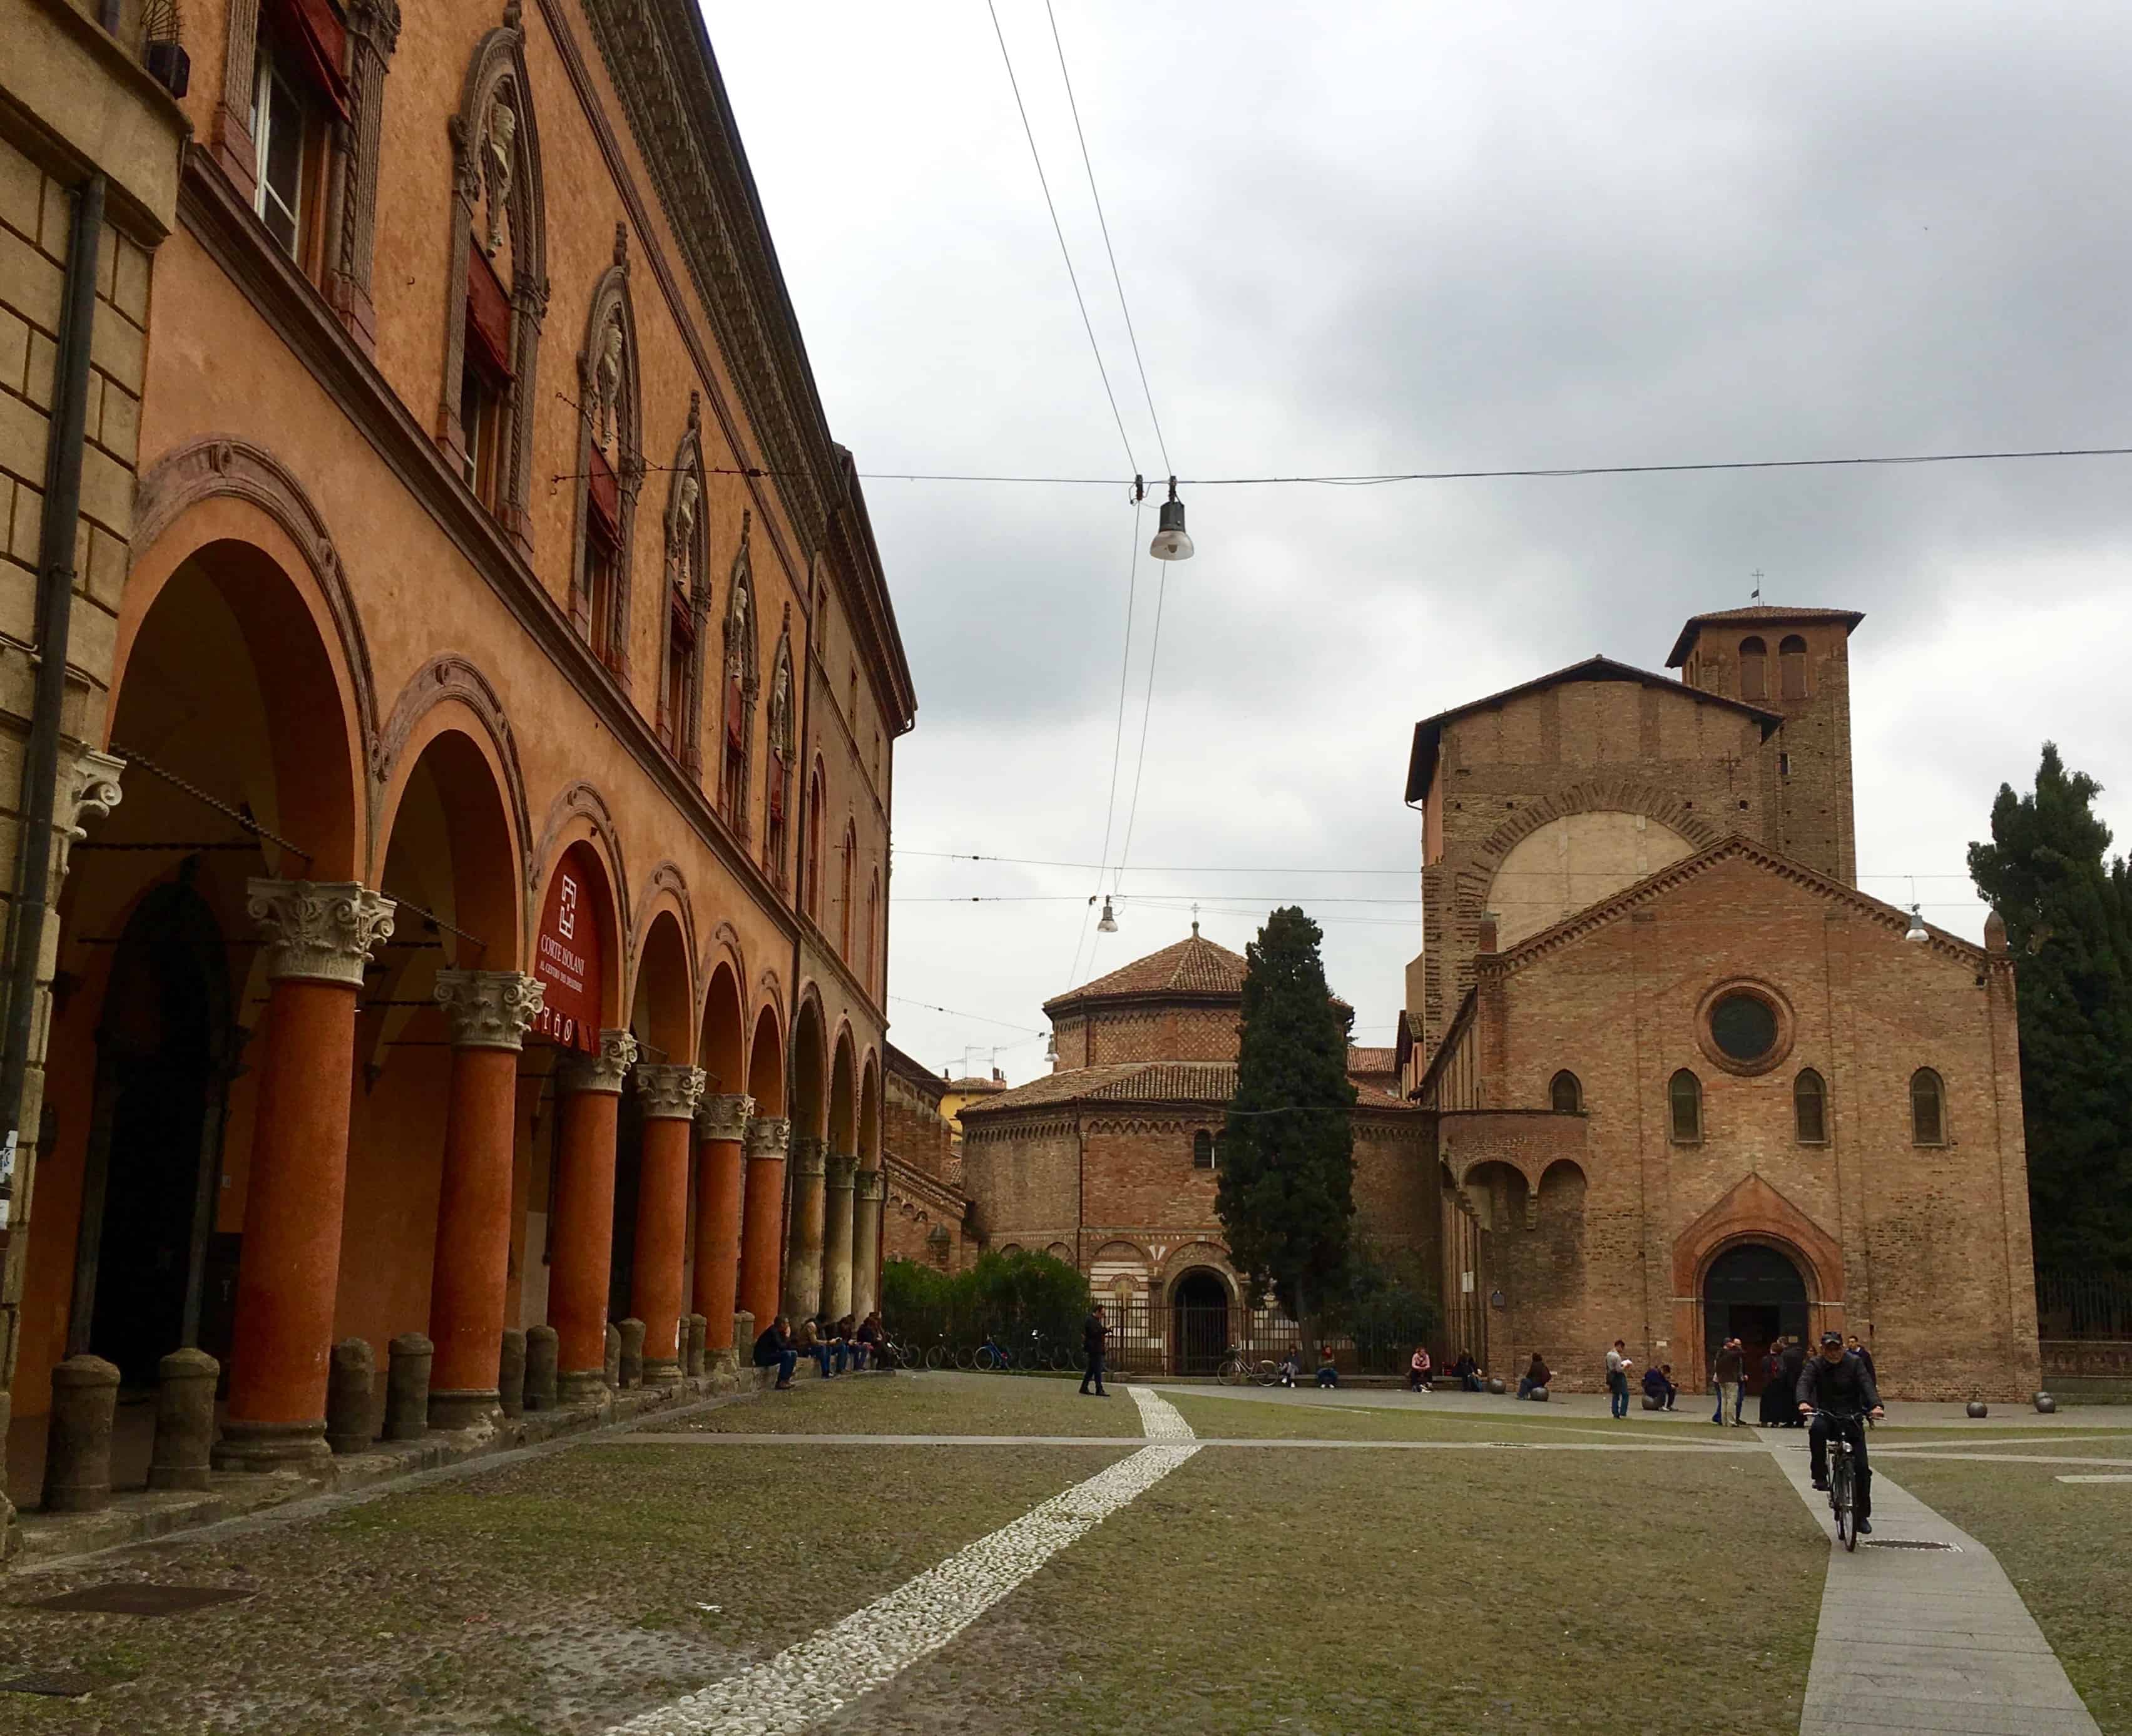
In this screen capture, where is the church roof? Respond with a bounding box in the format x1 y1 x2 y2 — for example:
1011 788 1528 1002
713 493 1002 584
1664 605 1864 668
1044 931 1249 1013
961 1057 1410 1116
1404 656 1782 802
1347 1046 1398 1076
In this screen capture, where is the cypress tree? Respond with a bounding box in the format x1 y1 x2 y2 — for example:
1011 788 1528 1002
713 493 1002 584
1215 907 1358 1337
1967 743 2132 1275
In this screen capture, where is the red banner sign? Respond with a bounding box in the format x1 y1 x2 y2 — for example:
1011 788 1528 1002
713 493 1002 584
532 844 603 1053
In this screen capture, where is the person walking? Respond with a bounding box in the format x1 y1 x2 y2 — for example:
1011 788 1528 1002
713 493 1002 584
1846 1334 1877 1388
1605 1340 1634 1418
1777 1335 1810 1427
1079 1302 1110 1397
1713 1337 1745 1426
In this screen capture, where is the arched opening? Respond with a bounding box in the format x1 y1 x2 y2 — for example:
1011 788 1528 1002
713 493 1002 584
1793 1068 1827 1144
1191 1130 1215 1170
828 1028 857 1157
611 910 692 1322
1910 1068 1946 1145
790 997 827 1141
1171 1268 1229 1375
746 1002 785 1116
1778 635 1808 700
1702 1242 1808 1396
1548 1070 1581 1113
1738 636 1768 703
1668 1069 1702 1143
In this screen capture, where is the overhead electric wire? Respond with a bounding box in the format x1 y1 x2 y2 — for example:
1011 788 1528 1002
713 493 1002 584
1068 503 1145 989
1044 0 1170 475
897 847 1979 882
887 994 1048 1036
985 0 1140 474
853 442 2132 488
1109 556 1168 898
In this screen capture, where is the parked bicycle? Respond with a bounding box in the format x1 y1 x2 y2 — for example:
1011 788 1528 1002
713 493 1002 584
1217 1344 1281 1387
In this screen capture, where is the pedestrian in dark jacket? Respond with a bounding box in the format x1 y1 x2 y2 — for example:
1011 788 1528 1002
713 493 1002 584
1642 1364 1676 1409
1778 1337 1810 1426
1846 1334 1877 1387
1799 1332 1886 1530
1517 1352 1551 1399
1080 1304 1109 1397
753 1317 797 1389
1713 1338 1745 1426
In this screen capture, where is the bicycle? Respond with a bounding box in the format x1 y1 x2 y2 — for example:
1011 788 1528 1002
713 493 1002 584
1813 1407 1864 1551
1216 1345 1281 1387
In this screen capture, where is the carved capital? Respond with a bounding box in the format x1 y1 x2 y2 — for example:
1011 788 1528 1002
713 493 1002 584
695 1092 753 1143
854 1168 884 1202
556 1028 638 1095
825 1151 858 1191
788 1134 826 1178
55 745 125 879
434 969 543 1051
743 1116 790 1161
636 1062 705 1121
248 879 395 988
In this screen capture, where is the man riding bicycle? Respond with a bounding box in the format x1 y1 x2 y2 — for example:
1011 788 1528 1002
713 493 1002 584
1797 1330 1885 1534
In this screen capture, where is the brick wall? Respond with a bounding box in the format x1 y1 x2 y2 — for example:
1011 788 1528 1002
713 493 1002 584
1066 1003 1240 1066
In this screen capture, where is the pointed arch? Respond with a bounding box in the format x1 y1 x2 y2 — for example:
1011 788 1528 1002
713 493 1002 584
717 514 760 835
569 224 644 675
439 18 547 550
803 757 825 922
658 394 710 774
865 865 880 994
839 818 858 959
763 615 795 887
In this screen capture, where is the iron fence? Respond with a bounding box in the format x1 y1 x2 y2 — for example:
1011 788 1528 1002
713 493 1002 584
2036 1269 2132 1340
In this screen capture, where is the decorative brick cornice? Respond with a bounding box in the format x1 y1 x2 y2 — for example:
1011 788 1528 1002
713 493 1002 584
249 879 395 987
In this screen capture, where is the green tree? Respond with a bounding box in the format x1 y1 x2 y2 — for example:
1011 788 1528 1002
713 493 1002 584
1215 906 1358 1339
1968 742 2132 1275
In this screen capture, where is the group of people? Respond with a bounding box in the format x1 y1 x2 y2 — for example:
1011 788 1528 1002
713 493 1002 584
751 1310 888 1390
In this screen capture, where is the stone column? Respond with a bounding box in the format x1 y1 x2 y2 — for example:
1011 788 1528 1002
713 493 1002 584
549 1029 636 1403
820 1151 858 1321
737 1116 789 1332
426 970 543 1428
782 1136 828 1322
852 1168 884 1320
631 1063 705 1385
215 881 394 1469
693 1093 753 1354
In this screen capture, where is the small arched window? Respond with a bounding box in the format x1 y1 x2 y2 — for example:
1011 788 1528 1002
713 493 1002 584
1738 636 1768 702
1793 1068 1827 1143
1668 1069 1702 1143
839 820 858 958
1193 1130 1216 1170
1778 634 1808 700
1910 1068 1946 1145
865 868 880 993
803 762 825 921
1549 1070 1581 1114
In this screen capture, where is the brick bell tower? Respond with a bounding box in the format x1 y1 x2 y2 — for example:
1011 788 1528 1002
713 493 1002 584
1666 605 1864 885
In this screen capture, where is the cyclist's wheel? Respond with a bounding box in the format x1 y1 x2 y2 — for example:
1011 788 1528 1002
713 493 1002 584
1831 1457 1856 1551
924 1344 948 1371
1218 1356 1248 1387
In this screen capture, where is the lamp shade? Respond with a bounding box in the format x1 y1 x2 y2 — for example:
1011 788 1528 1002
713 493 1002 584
1149 494 1193 562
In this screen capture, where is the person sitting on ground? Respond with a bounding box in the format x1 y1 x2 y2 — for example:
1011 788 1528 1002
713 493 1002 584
856 1310 884 1370
1278 1345 1301 1387
1517 1352 1551 1399
1407 1344 1433 1392
1316 1344 1340 1389
1642 1362 1677 1410
797 1315 834 1379
753 1315 798 1390
1453 1349 1483 1392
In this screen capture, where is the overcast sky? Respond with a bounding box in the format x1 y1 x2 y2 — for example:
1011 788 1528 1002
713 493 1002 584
710 3 2132 1084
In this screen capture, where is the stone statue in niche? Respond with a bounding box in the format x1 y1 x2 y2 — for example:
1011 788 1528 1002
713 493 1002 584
768 654 791 760
726 581 751 685
671 472 699 571
482 98 516 258
594 315 623 455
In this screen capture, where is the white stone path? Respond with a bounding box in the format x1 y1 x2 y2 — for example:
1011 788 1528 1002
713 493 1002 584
1761 1429 2101 1735
603 1386 1199 1736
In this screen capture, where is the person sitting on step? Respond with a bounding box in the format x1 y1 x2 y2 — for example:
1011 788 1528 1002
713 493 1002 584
753 1316 798 1391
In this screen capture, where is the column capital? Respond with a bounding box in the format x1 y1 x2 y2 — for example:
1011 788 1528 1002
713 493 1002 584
556 1028 637 1095
825 1151 858 1190
788 1134 826 1178
248 879 395 987
696 1092 754 1143
854 1167 884 1202
743 1116 790 1160
636 1063 706 1121
434 969 544 1051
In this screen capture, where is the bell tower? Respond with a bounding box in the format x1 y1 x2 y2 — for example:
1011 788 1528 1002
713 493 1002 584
1666 606 1863 885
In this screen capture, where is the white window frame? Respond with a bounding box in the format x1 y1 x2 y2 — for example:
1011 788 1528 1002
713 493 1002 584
252 42 307 258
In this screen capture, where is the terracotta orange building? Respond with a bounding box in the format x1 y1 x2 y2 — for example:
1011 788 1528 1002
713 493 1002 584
0 0 914 1542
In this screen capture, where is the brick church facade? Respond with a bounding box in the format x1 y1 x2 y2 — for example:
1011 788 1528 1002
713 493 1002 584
1402 607 2042 1401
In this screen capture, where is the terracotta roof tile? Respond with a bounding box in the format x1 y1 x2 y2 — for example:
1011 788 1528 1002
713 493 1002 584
1044 932 1248 1011
1347 1046 1398 1075
964 1059 1414 1114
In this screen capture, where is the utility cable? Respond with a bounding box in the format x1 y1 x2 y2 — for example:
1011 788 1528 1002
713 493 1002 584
986 0 1140 474
887 994 1049 1036
1044 0 1169 474
1111 558 1170 901
1069 501 1145 989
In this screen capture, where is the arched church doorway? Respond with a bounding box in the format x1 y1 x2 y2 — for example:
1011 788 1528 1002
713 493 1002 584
1171 1269 1228 1375
1703 1243 1808 1395
68 871 238 1387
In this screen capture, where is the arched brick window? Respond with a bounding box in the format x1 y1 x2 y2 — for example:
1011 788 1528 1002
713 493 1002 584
1193 1130 1216 1170
1910 1068 1946 1145
765 626 795 886
718 520 759 831
569 226 642 675
865 867 880 991
1793 1068 1827 1143
1668 1068 1702 1143
1738 636 1768 702
1549 1069 1581 1113
803 762 825 922
439 16 544 548
839 820 858 958
1779 634 1808 700
656 395 708 771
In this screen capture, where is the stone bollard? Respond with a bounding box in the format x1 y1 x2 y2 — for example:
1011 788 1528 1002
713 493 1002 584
1966 1400 1989 1419
385 1333 434 1442
148 1347 220 1491
603 1323 622 1390
327 1339 376 1454
732 1309 756 1380
1640 1394 1663 1411
1531 1386 1550 1402
685 1314 707 1379
618 1319 646 1389
523 1325 558 1412
2034 1392 2058 1414
1486 1377 1506 1396
497 1329 528 1419
43 1355 121 1513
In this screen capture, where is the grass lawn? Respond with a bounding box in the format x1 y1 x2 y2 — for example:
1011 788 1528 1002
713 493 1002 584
1165 1389 1753 1449
1892 1456 2132 1735
676 1369 1145 1437
0 1440 1124 1734
825 1441 1827 1735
